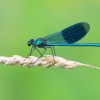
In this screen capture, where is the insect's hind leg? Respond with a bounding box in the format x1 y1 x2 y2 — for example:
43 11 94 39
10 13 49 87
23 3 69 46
52 46 56 56
47 46 56 64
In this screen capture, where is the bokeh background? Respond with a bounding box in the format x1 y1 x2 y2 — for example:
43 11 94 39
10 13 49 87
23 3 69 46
0 0 100 100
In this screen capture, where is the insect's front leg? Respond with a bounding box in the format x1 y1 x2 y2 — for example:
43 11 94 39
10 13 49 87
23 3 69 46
29 45 36 56
24 46 36 61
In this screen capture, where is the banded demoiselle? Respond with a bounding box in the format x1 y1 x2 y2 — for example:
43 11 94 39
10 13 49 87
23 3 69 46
27 22 100 58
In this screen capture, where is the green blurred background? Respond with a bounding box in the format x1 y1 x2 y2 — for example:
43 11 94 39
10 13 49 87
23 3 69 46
0 0 100 100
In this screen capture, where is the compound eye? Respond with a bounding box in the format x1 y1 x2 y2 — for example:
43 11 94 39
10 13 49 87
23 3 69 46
27 39 34 46
27 41 31 46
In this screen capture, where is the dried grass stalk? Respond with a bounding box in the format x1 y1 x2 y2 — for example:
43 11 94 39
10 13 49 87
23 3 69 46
0 55 99 70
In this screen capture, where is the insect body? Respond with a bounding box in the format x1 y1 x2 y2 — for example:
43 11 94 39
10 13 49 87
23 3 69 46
28 38 46 48
27 22 100 58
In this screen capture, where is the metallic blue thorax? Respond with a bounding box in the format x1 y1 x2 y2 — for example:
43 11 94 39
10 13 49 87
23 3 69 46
35 38 42 45
34 38 46 47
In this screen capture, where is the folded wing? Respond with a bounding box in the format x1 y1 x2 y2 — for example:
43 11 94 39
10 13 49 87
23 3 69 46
44 22 90 44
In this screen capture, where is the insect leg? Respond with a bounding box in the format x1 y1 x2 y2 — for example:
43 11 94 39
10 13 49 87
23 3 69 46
35 47 43 57
33 47 47 64
49 46 55 64
29 45 36 56
41 47 47 56
24 46 35 61
52 46 56 56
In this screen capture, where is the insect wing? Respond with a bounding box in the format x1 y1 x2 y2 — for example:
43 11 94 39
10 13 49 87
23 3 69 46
44 22 90 44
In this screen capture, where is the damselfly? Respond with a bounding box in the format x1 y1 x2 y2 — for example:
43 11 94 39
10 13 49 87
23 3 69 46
27 22 100 59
